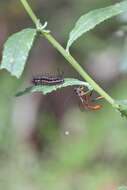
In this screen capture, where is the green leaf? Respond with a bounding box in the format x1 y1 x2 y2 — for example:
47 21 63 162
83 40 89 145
66 1 127 52
115 100 127 118
16 78 93 97
118 186 127 190
0 28 37 78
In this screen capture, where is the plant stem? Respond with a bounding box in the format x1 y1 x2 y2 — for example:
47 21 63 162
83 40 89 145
20 0 38 24
43 34 115 105
20 0 116 106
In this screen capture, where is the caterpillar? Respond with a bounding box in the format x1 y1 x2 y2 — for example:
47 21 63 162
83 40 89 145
32 74 64 86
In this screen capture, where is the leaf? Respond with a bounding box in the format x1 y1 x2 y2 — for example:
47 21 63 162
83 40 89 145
16 78 93 97
0 28 37 78
115 100 127 118
66 1 127 52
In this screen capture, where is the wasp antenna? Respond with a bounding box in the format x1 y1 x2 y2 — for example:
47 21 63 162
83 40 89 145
92 96 104 102
57 68 64 77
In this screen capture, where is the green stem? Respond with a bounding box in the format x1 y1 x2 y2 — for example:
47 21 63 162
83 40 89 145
20 0 116 106
20 0 38 24
43 34 115 105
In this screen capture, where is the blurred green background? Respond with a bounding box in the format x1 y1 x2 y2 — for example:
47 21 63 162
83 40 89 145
0 0 127 189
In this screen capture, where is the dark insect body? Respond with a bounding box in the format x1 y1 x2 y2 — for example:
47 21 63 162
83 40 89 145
74 86 103 111
32 75 64 86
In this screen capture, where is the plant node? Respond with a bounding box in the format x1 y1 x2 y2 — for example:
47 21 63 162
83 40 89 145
36 20 50 34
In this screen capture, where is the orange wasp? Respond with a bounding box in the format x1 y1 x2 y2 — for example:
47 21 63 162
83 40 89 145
74 86 103 111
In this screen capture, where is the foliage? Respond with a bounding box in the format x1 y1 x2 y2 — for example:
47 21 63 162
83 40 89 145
16 78 92 96
66 1 127 52
1 0 127 117
1 29 37 78
0 0 127 190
